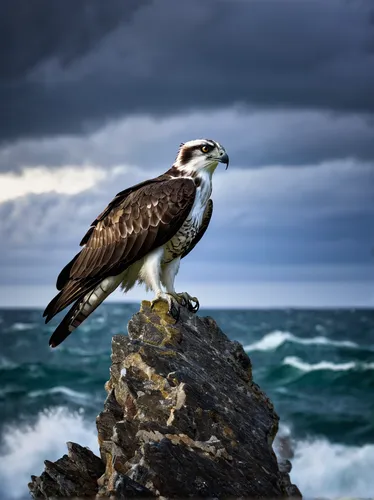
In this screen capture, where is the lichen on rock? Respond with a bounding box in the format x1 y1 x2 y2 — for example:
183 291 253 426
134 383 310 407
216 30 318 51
29 300 301 498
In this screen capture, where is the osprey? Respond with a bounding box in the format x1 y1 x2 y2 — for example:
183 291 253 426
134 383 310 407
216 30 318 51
44 139 229 347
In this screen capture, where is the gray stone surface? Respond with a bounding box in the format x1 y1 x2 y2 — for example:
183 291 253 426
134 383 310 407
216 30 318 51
28 442 105 498
29 300 301 498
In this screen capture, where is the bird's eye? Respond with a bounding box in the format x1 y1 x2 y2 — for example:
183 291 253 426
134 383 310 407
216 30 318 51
201 145 209 153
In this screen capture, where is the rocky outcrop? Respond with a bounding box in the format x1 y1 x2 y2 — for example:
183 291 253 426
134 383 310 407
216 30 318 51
29 442 105 499
29 300 301 498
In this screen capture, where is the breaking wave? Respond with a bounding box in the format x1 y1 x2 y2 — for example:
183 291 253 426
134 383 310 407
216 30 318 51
0 407 98 500
244 330 359 352
291 437 374 497
28 386 92 404
1 408 373 499
283 356 374 372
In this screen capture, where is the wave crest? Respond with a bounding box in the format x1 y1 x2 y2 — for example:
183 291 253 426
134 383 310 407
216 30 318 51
28 386 91 403
244 330 359 352
283 356 374 372
10 322 36 331
0 407 98 500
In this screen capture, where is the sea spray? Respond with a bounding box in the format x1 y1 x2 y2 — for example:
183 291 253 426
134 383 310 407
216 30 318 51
1 305 373 497
291 438 374 497
0 407 98 500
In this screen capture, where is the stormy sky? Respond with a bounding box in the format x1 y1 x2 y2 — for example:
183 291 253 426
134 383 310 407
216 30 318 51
0 0 373 307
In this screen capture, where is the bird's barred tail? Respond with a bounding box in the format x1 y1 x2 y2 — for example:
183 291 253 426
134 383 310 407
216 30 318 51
49 275 123 348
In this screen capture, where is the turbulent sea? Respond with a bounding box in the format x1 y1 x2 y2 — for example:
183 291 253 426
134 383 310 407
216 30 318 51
0 304 373 499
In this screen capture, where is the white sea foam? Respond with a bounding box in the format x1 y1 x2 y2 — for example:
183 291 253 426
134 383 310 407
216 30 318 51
244 330 359 352
28 386 91 403
0 407 98 500
274 423 374 497
10 322 36 331
0 407 373 499
283 356 374 372
291 437 374 497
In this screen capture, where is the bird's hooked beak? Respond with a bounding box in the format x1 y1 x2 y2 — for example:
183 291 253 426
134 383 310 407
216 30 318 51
219 151 229 170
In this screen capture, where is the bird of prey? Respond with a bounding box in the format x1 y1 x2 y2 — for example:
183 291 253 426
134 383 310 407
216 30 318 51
44 139 229 347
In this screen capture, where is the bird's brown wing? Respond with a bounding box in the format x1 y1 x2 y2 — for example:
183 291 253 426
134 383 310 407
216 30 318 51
43 177 196 322
181 199 213 259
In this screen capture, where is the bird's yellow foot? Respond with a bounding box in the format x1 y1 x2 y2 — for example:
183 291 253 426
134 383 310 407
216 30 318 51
175 292 200 313
150 293 180 320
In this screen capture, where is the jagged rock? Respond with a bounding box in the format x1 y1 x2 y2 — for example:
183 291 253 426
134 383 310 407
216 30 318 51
29 300 301 498
28 442 105 498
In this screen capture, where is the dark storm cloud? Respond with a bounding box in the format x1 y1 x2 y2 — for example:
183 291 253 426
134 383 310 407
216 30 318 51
0 0 150 79
1 0 374 143
2 109 374 173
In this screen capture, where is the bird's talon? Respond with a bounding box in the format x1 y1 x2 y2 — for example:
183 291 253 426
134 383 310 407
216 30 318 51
175 292 200 314
191 297 200 313
180 297 187 307
166 293 180 320
169 301 180 321
187 297 199 313
175 294 187 307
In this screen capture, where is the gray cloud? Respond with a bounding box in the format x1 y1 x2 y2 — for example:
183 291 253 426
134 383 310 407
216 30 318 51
0 0 150 79
1 1 374 307
0 162 372 288
1 0 374 143
2 109 374 173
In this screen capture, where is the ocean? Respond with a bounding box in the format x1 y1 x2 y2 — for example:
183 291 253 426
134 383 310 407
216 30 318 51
0 304 373 499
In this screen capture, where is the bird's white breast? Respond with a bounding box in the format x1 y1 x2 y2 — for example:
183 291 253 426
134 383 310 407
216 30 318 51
189 171 212 224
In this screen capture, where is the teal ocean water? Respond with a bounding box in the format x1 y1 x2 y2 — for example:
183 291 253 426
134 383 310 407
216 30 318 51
0 304 373 499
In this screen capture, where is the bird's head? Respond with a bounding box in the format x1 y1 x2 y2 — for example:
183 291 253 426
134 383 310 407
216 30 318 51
174 139 229 176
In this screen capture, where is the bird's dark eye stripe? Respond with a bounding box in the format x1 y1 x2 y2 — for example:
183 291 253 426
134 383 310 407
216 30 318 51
195 143 213 151
179 142 215 164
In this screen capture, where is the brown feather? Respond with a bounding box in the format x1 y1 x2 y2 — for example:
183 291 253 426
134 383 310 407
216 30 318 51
79 177 162 246
43 176 196 323
55 252 80 291
44 277 99 323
